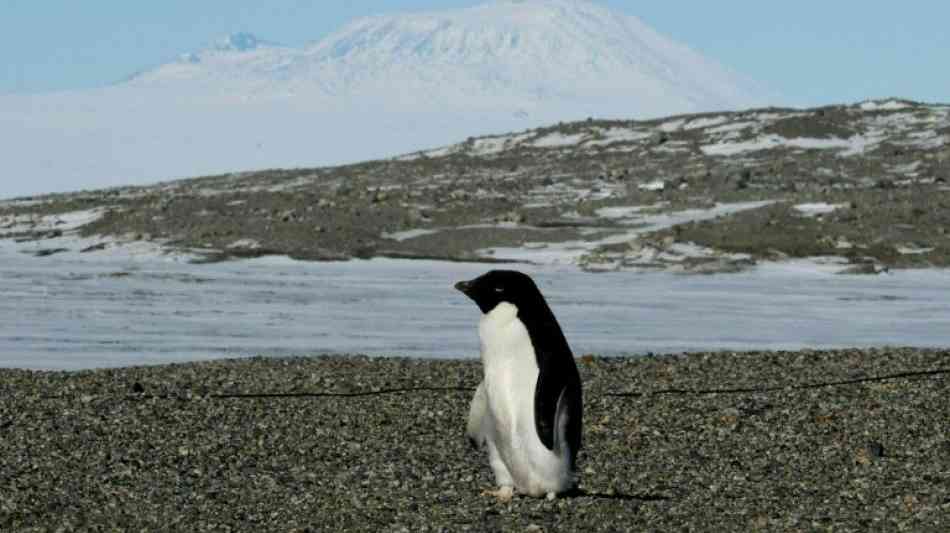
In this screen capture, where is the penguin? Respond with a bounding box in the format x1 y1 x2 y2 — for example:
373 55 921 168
455 270 582 500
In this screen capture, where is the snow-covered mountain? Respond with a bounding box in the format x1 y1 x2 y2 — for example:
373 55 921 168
1 0 773 199
128 0 764 114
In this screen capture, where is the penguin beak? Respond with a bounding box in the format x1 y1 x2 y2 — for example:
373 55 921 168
454 280 473 295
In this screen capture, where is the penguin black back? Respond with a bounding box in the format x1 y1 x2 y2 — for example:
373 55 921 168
455 270 582 462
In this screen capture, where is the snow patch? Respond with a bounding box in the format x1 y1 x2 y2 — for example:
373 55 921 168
658 119 686 132
585 127 652 146
702 134 866 157
227 239 262 250
683 116 729 130
595 202 669 220
860 100 911 111
382 228 441 241
706 121 757 135
794 203 849 216
0 208 108 234
638 180 666 191
890 161 923 176
470 132 534 155
838 134 887 157
0 208 205 262
481 200 775 267
0 198 52 208
531 132 587 148
0 231 201 263
897 244 935 255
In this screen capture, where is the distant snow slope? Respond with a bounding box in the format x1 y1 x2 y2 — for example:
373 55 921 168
1 0 771 199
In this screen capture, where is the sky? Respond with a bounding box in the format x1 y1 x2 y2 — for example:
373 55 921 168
1 0 948 107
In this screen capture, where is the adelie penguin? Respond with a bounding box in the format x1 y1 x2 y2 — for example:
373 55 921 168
455 270 582 501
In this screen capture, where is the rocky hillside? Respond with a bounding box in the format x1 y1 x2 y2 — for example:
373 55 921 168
2 99 949 273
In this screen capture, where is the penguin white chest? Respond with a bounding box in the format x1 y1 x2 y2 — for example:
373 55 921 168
478 302 539 437
477 302 570 496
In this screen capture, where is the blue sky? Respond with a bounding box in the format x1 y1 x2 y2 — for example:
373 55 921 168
1 0 948 106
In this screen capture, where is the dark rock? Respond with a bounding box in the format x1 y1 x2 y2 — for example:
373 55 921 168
353 243 377 259
80 243 109 253
33 248 69 257
496 211 525 224
865 441 885 459
839 261 888 276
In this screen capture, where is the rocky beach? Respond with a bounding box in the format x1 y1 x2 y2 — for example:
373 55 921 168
2 348 948 531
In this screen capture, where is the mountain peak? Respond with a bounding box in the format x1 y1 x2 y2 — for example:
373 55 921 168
126 0 770 118
172 32 281 65
212 32 268 52
353 0 616 32
302 0 768 115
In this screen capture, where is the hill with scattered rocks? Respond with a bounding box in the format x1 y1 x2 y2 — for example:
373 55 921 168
2 98 949 273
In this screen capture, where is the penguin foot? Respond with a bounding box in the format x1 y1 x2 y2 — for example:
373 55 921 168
481 486 515 503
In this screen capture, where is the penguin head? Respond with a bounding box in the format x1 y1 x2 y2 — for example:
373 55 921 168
454 270 544 315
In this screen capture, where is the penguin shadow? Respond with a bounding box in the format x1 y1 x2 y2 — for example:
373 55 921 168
561 487 671 502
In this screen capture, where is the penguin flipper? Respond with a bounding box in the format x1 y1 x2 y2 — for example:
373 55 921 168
534 370 560 451
536 366 582 464
466 381 488 449
552 384 582 465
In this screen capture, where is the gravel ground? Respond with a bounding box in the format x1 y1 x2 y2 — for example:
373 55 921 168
2 348 949 531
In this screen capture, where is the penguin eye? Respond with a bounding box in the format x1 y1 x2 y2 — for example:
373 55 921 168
494 286 505 293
